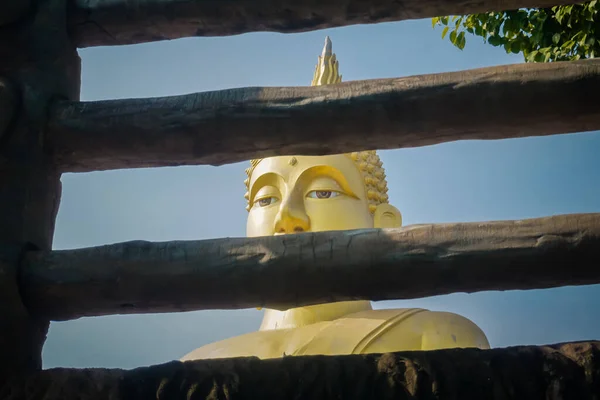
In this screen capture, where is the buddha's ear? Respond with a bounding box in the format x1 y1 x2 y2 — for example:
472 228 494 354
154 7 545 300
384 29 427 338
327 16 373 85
373 203 402 229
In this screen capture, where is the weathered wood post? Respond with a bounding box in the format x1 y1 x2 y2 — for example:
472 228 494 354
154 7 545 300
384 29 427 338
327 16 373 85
0 0 79 375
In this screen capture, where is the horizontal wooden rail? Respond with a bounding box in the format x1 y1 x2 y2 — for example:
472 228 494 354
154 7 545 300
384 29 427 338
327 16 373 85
68 0 585 48
4 341 599 399
20 213 600 321
48 59 600 173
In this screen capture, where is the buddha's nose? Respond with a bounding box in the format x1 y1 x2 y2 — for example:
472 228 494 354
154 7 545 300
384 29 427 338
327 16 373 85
273 195 310 234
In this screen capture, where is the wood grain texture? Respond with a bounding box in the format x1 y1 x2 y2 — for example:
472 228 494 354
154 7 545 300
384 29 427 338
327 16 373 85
49 59 600 173
69 0 585 48
3 341 600 399
20 213 600 321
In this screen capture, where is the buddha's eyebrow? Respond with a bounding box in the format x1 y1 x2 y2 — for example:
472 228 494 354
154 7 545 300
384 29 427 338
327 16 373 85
249 172 283 202
296 166 359 199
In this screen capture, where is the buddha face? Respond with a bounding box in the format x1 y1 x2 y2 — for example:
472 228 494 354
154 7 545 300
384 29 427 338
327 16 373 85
246 154 402 237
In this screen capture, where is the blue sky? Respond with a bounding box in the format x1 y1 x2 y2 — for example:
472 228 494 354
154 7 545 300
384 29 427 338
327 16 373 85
43 18 600 369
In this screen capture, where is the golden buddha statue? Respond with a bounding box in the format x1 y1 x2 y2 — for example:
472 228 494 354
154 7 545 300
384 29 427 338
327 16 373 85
182 37 489 361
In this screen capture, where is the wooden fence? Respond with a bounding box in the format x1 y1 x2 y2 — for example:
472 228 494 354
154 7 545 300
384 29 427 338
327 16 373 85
0 0 598 399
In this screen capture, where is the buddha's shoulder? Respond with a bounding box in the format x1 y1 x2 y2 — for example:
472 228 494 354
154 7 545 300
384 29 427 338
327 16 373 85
181 322 332 361
343 307 427 322
344 307 484 326
181 308 490 361
181 328 287 361
338 307 490 352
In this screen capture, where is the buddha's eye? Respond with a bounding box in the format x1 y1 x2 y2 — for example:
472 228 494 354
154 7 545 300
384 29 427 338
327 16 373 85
254 197 278 207
307 190 340 199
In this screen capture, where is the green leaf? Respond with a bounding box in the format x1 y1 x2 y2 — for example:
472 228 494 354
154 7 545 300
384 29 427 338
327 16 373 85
503 18 513 36
510 41 521 53
442 26 450 39
465 16 475 29
432 17 440 28
552 33 561 44
450 30 458 45
586 12 595 22
562 39 576 51
457 32 466 50
488 34 503 46
564 5 574 15
534 51 545 62
526 50 539 62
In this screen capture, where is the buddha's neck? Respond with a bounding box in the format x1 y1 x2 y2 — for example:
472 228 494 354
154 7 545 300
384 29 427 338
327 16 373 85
259 300 373 330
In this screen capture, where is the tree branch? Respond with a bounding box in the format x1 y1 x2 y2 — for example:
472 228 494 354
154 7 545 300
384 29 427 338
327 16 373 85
69 0 586 48
20 213 600 321
48 59 600 173
4 341 600 399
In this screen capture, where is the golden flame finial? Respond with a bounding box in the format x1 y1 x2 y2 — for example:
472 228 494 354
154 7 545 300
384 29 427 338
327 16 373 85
311 36 342 86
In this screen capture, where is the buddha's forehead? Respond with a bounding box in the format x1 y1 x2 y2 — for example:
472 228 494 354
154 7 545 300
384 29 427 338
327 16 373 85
250 154 362 186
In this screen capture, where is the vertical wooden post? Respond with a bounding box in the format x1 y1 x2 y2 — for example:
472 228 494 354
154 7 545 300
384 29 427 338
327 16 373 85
0 0 32 26
0 0 80 375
